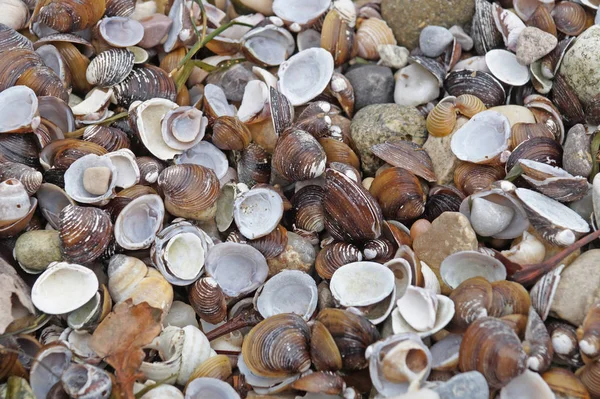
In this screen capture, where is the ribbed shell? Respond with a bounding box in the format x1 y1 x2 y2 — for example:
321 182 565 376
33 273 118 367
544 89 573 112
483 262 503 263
112 65 177 108
237 143 271 187
362 238 395 263
86 48 134 87
448 277 492 333
324 168 383 241
454 162 505 196
249 224 288 259
552 2 586 36
528 5 557 37
321 9 355 67
292 185 326 233
444 70 506 107
157 164 220 221
459 317 527 389
53 42 92 95
426 100 457 138
369 167 426 222
552 73 585 126
136 156 165 185
269 86 294 137
32 0 106 32
372 141 436 182
0 162 43 196
510 123 554 149
319 137 360 170
189 277 228 324
316 242 362 280
0 48 43 91
455 94 486 117
0 24 33 53
272 130 327 182
104 184 157 221
355 18 396 60
15 64 69 102
105 0 134 17
83 125 130 152
242 313 311 378
0 134 39 167
505 136 563 173
489 280 531 318
40 139 107 170
471 0 503 55
59 204 113 264
212 116 252 151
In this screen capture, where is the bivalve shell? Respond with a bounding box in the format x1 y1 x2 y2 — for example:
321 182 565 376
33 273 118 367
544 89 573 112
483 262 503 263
64 153 118 205
485 49 530 86
0 85 39 133
356 18 396 60
86 48 134 87
330 261 394 307
59 204 113 264
242 25 295 67
189 277 227 325
272 130 326 182
440 251 506 289
61 363 112 399
450 110 511 164
392 288 455 338
444 70 506 107
113 65 176 108
254 269 318 320
272 0 331 31
114 194 164 250
369 167 426 221
233 187 284 240
278 48 334 106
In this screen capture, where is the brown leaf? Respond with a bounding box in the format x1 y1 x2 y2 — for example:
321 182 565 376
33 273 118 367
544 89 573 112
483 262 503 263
90 300 162 399
0 256 35 334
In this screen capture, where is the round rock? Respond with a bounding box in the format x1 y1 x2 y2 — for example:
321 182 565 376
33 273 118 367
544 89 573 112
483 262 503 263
560 25 600 106
345 65 395 111
563 124 592 178
516 27 557 66
382 0 475 49
14 230 62 273
420 26 454 57
350 104 427 176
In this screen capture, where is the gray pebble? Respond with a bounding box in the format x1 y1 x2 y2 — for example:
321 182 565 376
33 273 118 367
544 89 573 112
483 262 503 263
419 26 454 57
345 65 395 111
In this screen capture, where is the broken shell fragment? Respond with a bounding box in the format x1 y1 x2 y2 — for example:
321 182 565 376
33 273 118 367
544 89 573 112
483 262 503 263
392 288 455 338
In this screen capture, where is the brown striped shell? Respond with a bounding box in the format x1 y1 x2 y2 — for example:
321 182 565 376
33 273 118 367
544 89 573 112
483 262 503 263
82 125 130 152
32 0 106 33
59 204 113 264
371 141 436 182
489 280 531 318
40 139 107 170
454 162 505 196
551 1 587 36
237 143 271 187
249 224 288 259
103 184 157 221
189 277 228 325
105 0 134 17
362 238 395 263
355 18 396 60
135 156 165 185
0 24 33 53
528 5 557 37
316 242 362 280
510 123 554 150
426 100 457 137
310 320 343 371
112 65 177 108
157 164 220 221
292 185 326 233
448 277 492 333
369 167 426 222
212 116 252 151
319 137 360 170
0 162 42 196
455 94 486 117
321 9 356 67
0 134 39 167
272 130 327 182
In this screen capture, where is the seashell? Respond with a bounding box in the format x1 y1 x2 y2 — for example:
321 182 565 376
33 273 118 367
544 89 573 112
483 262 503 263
315 242 362 280
506 137 563 174
440 251 506 290
61 363 112 399
211 117 251 152
541 36 575 79
254 269 317 320
324 167 383 242
52 42 92 95
471 0 503 55
579 302 600 359
64 153 117 205
32 262 98 314
82 125 129 152
0 163 42 197
522 173 589 203
502 228 547 266
485 49 530 86
290 371 345 395
237 80 270 125
523 307 553 372
31 0 105 32
205 242 268 297
0 180 36 237
186 378 239 399
158 164 219 221
0 23 32 52
310 320 342 372
269 86 294 137
527 5 557 37
523 94 565 143
272 0 331 31
542 368 590 399
66 286 111 331
292 185 325 233
163 301 199 330
394 63 440 107
237 143 271 187
450 110 511 164
106 0 134 17
202 84 235 125
500 369 554 399
114 194 164 250
189 277 227 325
248 223 288 259
241 25 295 67
365 333 431 397
454 162 505 196
113 65 176 108
319 137 360 170
316 308 380 370
430 334 462 371
392 288 455 338
459 317 527 389
96 16 144 48
136 156 165 185
456 93 487 117
433 371 489 399
161 106 207 151
329 72 355 117
321 9 355 67
493 3 526 52
242 313 311 378
0 86 39 133
59 205 112 264
369 167 426 222
371 141 436 182
272 130 326 182
552 73 585 126
278 48 334 106
514 187 590 246
187 355 231 384
577 359 600 397
356 18 396 60
489 280 531 318
330 261 394 307
39 139 106 170
448 277 492 333
444 70 506 107
426 99 457 138
233 186 283 240
34 183 72 230
362 238 395 263
30 344 72 399
551 1 586 36
510 122 554 149
547 320 581 364
86 48 134 87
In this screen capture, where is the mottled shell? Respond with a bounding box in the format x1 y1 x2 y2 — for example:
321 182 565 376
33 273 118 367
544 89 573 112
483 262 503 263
59 205 113 264
112 65 176 108
371 141 436 182
0 162 42 196
272 130 327 182
370 167 426 222
316 242 362 280
356 18 396 60
189 277 227 325
86 48 134 87
157 164 220 221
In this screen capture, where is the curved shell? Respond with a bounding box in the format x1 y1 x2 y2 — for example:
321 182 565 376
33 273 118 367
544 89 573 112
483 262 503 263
64 153 118 205
0 163 42 196
83 125 130 152
113 65 176 107
316 242 362 280
440 251 506 289
272 130 327 182
292 185 325 233
32 262 99 314
242 25 295 67
98 16 144 47
272 0 331 29
161 106 207 151
186 378 239 399
151 220 213 286
130 98 180 160
30 344 72 399
444 70 506 107
59 205 113 264
356 18 396 60
233 187 284 240
369 167 426 221
189 277 227 325
451 110 511 164
32 0 105 32
392 289 455 338
254 270 318 320
212 116 252 151
86 48 134 87
371 141 436 182
0 179 30 227
454 162 505 196
330 261 394 307
448 277 492 333
278 48 334 106
61 363 112 399
0 85 39 133
114 194 164 250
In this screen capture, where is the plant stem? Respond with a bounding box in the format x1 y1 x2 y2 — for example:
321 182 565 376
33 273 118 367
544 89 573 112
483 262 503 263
64 111 129 139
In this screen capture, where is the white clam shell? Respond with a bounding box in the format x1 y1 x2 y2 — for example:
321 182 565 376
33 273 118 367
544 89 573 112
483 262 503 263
64 153 118 205
254 270 318 320
273 0 331 27
394 63 440 107
450 110 511 164
485 49 530 86
278 47 334 106
384 258 413 301
32 262 99 315
186 378 240 399
0 85 39 133
440 251 506 289
105 148 141 189
330 261 395 307
132 98 180 160
233 187 284 239
176 141 229 180
114 194 164 250
392 294 455 338
30 344 72 399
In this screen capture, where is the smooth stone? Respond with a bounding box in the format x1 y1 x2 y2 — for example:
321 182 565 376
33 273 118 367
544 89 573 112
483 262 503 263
449 25 473 51
423 116 466 185
14 230 62 273
563 124 592 178
516 27 558 66
413 212 478 294
345 65 395 111
420 26 454 57
550 249 600 326
83 166 111 196
382 0 475 49
434 371 489 399
560 25 600 105
377 44 410 69
487 105 536 126
351 104 427 176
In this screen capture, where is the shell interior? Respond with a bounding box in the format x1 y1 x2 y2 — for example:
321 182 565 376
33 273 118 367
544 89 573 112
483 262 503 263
175 141 229 180
243 26 295 66
277 47 334 106
430 334 462 370
255 270 318 320
330 261 395 307
66 292 101 330
450 110 511 163
384 258 413 301
164 232 206 280
273 0 332 25
186 378 240 399
0 85 39 133
32 262 99 315
238 80 269 123
161 106 207 151
205 84 236 117
106 149 140 189
396 286 438 332
499 369 554 399
440 250 507 289
394 63 440 107
99 16 145 47
64 153 118 204
134 98 180 160
391 295 455 338
485 49 530 86
233 188 284 239
71 88 113 116
115 194 164 250
30 346 73 399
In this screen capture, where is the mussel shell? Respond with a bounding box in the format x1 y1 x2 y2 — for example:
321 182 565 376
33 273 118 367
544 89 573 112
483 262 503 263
0 134 39 167
59 205 113 264
316 242 362 280
444 70 506 107
310 320 343 372
0 24 33 53
369 167 426 222
505 136 563 173
32 0 105 32
552 73 585 126
472 0 504 55
189 277 227 325
371 141 436 182
272 130 327 182
82 125 130 152
454 162 505 196
292 185 326 233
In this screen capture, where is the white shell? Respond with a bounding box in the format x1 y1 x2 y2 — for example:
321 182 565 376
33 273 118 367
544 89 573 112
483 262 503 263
59 328 102 364
440 251 507 289
161 106 208 151
105 148 141 189
396 286 437 331
485 49 530 86
278 47 334 106
204 84 236 117
176 141 229 180
394 63 440 107
233 187 284 239
237 354 299 391
164 301 199 329
500 231 546 265
32 262 99 314
139 385 183 399
273 0 331 27
204 242 269 297
99 16 145 47
384 258 412 301
254 270 318 320
64 153 118 204
330 261 395 307
30 344 72 399
499 369 554 399
71 88 113 116
178 325 214 385
238 80 270 123
242 25 295 67
450 110 511 164
186 378 240 399
107 254 148 303
391 294 454 338
0 179 30 226
430 334 462 371
141 325 185 383
115 194 164 250
0 85 39 133
132 98 180 160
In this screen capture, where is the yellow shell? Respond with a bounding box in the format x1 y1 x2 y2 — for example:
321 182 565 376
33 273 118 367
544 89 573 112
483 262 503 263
426 101 457 137
455 94 486 118
356 18 396 60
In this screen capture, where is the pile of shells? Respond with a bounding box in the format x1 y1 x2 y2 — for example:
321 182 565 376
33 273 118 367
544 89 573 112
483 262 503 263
1 0 600 398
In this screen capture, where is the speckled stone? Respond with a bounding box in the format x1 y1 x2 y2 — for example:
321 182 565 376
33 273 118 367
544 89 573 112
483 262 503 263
381 0 475 49
563 124 592 178
350 104 427 176
345 65 395 111
516 27 557 66
14 230 62 273
560 25 600 106
423 117 466 185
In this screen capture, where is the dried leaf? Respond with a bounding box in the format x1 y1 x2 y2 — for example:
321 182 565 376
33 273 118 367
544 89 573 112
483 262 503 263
0 256 35 334
90 300 162 399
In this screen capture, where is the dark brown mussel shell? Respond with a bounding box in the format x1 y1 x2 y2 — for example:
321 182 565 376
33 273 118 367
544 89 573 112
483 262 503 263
454 162 505 195
505 136 563 173
112 65 177 108
0 134 39 167
292 185 326 233
471 0 503 55
236 143 271 187
444 70 506 107
552 73 585 126
316 242 362 280
59 204 113 264
371 141 436 182
423 185 465 222
369 167 426 222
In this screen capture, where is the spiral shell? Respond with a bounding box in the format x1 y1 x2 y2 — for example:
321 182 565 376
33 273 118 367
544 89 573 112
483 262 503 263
272 130 327 182
61 363 112 399
316 242 362 280
0 162 42 196
32 0 106 33
356 18 396 60
212 116 252 151
59 204 113 264
459 317 527 389
369 167 426 222
158 164 220 221
189 277 227 325
241 313 311 378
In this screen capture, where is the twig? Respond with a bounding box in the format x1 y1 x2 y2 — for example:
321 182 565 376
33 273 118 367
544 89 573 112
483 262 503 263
64 111 129 139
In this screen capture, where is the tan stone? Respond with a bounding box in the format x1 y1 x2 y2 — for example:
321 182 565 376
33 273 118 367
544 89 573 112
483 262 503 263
82 166 112 195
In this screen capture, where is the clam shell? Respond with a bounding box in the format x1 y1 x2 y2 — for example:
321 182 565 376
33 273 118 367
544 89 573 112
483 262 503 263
32 0 105 32
493 3 525 52
64 153 118 205
372 141 436 182
136 156 165 185
430 334 462 371
161 106 207 151
356 18 396 60
272 0 331 30
440 251 506 289
330 261 394 307
528 5 557 37
292 185 326 233
454 162 505 196
0 85 39 133
86 48 134 88
272 130 326 182
370 167 426 221
471 0 503 55
269 86 294 137
315 242 362 280
321 9 355 67
530 264 563 321
186 378 239 399
113 65 176 108
392 293 455 338
189 277 227 325
234 187 283 240
254 269 318 320
450 110 511 164
278 48 334 106
485 49 530 86
242 25 295 67
444 70 506 107
114 194 164 251
83 125 130 152
552 73 585 126
551 1 587 36
98 16 144 48
30 344 72 399
249 224 288 259
500 369 554 399
0 24 32 53
505 136 563 173
106 0 135 17
59 205 113 264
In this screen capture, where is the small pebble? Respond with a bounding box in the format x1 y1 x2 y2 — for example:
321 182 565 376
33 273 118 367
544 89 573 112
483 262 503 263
14 230 62 273
516 27 558 66
345 65 395 111
449 25 473 51
419 26 454 58
83 166 112 195
377 44 409 69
